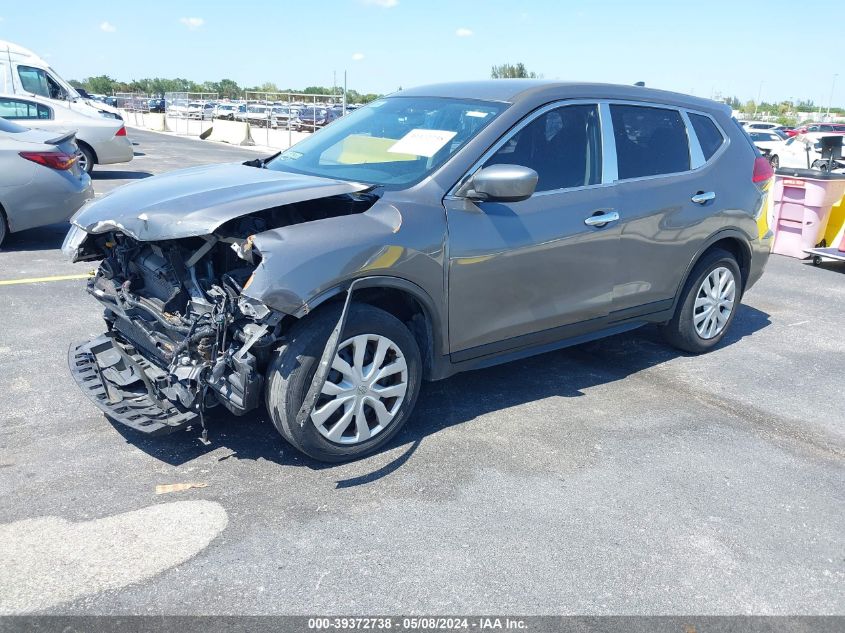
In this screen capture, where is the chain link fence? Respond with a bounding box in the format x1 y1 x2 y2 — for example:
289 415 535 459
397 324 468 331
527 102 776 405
120 88 363 149
165 92 218 135
113 92 149 112
243 91 345 148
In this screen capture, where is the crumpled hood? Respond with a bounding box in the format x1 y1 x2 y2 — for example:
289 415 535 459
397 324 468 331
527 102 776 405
70 163 368 241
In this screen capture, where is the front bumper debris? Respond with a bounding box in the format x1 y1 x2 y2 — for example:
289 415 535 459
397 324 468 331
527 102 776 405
68 334 198 435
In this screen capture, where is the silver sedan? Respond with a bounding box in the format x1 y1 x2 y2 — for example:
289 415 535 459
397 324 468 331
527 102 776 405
0 117 93 247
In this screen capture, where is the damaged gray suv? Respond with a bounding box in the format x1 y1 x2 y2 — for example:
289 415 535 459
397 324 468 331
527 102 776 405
64 81 774 462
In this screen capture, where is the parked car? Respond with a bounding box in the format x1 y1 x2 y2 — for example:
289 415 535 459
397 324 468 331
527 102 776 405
742 121 780 131
270 106 299 129
0 117 93 247
63 81 772 462
167 100 187 116
0 40 123 120
762 132 845 171
296 106 340 131
0 93 133 173
748 131 788 168
148 98 166 113
186 102 215 120
794 123 845 135
239 104 273 126
214 103 245 120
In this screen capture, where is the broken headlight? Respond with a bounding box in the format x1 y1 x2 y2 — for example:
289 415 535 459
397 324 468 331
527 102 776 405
61 224 88 261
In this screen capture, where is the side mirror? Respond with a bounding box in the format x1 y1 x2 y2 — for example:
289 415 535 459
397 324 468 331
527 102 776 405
456 164 539 203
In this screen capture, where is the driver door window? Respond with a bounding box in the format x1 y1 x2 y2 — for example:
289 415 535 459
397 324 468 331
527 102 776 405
17 66 65 99
484 104 602 191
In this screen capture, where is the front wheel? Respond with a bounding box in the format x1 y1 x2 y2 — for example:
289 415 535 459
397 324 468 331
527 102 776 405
659 248 742 353
770 154 779 169
265 304 422 462
0 209 8 248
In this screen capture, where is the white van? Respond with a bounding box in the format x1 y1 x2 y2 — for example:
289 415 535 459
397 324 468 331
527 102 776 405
0 40 123 121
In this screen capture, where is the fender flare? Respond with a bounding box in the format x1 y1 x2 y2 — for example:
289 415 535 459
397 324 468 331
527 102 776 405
670 228 754 313
295 274 447 365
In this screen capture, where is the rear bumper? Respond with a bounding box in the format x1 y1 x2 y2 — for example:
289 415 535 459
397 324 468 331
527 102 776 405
68 334 197 435
5 171 93 233
746 229 774 291
95 137 134 165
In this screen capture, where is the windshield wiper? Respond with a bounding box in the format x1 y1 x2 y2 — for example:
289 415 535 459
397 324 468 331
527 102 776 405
242 151 281 169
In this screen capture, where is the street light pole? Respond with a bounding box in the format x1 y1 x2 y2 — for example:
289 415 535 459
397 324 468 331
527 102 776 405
826 73 838 120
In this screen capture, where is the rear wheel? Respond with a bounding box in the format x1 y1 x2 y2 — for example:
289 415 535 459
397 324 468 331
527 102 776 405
770 154 779 169
76 143 95 174
265 303 422 462
659 249 742 353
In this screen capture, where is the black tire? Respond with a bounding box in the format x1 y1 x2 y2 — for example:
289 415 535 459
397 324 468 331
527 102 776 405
0 208 8 248
265 303 422 462
659 248 742 354
770 154 779 169
77 143 95 175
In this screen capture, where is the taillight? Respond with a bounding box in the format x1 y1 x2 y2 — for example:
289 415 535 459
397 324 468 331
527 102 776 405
114 126 127 137
19 151 78 171
752 156 774 185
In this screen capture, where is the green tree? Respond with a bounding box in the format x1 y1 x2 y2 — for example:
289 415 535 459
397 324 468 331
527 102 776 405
217 79 241 99
85 75 119 94
491 63 538 79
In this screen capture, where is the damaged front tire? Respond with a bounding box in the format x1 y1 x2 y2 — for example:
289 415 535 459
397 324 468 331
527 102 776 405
265 304 422 462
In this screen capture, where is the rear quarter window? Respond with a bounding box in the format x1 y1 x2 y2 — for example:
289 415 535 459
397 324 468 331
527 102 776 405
610 104 690 179
689 113 726 160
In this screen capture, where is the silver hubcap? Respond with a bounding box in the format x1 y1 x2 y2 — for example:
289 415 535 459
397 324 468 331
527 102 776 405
694 266 735 339
76 151 88 171
311 334 408 445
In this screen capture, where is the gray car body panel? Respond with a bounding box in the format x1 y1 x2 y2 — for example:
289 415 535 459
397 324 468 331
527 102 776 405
68 81 772 380
1 124 93 233
68 163 368 240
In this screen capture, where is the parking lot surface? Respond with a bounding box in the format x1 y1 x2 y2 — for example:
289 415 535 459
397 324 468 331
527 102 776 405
1 130 843 615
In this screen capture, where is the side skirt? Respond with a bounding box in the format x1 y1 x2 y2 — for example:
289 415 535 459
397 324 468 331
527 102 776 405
430 300 675 380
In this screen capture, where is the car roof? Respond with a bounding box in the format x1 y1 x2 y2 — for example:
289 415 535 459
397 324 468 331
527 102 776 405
394 80 730 114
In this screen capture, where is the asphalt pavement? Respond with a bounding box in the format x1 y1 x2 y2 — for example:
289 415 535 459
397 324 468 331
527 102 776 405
0 129 842 615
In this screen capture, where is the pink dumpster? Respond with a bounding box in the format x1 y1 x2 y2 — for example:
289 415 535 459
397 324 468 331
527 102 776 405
770 168 845 259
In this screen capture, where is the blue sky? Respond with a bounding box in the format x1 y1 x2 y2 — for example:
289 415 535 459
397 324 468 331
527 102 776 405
0 0 841 106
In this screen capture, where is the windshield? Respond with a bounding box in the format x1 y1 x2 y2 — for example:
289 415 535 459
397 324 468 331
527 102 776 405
266 96 506 187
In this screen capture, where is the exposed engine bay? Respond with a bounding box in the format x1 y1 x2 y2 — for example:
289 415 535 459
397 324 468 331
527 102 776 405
68 190 379 434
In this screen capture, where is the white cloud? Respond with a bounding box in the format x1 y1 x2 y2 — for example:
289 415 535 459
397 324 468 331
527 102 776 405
352 52 365 61
100 21 116 33
179 17 205 30
455 27 473 37
362 0 398 8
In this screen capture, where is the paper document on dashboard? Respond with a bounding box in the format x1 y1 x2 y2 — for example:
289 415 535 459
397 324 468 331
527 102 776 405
388 129 458 158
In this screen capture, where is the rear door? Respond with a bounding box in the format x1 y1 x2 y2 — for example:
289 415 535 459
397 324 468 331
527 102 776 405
445 102 620 357
607 103 727 317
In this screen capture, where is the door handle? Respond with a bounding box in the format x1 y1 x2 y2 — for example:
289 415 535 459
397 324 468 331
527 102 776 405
584 210 620 227
691 191 716 204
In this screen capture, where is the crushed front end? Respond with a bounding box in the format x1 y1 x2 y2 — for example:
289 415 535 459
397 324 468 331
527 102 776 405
67 229 280 435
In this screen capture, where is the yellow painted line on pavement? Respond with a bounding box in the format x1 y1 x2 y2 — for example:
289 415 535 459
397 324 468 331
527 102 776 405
0 272 93 286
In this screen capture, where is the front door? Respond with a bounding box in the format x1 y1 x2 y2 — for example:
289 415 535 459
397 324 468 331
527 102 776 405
445 103 620 357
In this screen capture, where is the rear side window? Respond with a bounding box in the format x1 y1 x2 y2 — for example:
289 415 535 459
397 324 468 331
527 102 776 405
485 104 602 191
610 105 690 179
689 113 725 160
0 98 51 120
